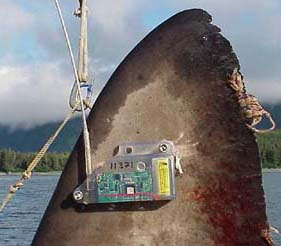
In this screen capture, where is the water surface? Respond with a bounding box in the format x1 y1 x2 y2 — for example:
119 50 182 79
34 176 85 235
0 173 280 245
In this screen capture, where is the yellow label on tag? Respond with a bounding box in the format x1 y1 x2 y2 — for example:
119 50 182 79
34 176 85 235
157 159 170 195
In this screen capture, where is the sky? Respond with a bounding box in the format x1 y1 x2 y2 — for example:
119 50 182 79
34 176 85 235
0 0 280 128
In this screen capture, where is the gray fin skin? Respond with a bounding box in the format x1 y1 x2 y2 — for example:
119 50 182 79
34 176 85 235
32 9 272 246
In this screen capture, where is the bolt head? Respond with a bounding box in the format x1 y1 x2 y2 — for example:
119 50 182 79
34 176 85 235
137 161 146 171
159 143 169 152
73 190 84 201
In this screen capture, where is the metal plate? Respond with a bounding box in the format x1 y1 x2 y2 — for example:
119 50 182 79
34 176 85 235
73 141 176 204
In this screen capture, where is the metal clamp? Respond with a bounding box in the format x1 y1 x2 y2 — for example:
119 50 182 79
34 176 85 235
69 81 93 111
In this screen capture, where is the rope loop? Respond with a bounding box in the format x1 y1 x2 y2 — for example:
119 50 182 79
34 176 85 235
69 81 93 111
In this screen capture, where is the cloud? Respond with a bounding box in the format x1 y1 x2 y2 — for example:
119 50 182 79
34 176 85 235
0 57 111 129
0 1 34 42
0 61 71 128
245 77 281 104
0 1 280 128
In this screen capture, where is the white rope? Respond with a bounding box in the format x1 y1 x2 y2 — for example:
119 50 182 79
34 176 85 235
69 0 92 112
78 0 88 82
175 156 184 174
247 110 276 133
54 0 92 184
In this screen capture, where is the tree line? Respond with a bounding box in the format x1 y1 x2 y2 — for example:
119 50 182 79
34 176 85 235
0 149 69 172
256 130 281 168
0 130 281 172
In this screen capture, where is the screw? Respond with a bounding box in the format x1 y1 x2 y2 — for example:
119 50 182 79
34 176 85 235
73 190 83 201
126 147 133 154
137 162 146 171
159 143 168 152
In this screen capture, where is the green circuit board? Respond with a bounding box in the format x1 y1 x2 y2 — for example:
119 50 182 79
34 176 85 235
96 171 153 203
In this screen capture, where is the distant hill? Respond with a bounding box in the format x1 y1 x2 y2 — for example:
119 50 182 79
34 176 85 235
0 117 82 152
260 103 281 129
0 103 280 153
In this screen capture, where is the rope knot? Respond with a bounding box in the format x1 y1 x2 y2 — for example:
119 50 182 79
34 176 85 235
228 68 275 133
9 182 23 194
22 171 32 180
73 8 81 17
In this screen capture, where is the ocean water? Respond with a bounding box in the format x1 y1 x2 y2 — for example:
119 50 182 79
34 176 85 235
263 172 281 245
0 173 280 245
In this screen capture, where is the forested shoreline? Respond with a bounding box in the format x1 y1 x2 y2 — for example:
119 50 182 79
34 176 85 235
256 130 281 168
0 149 69 172
0 130 281 172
